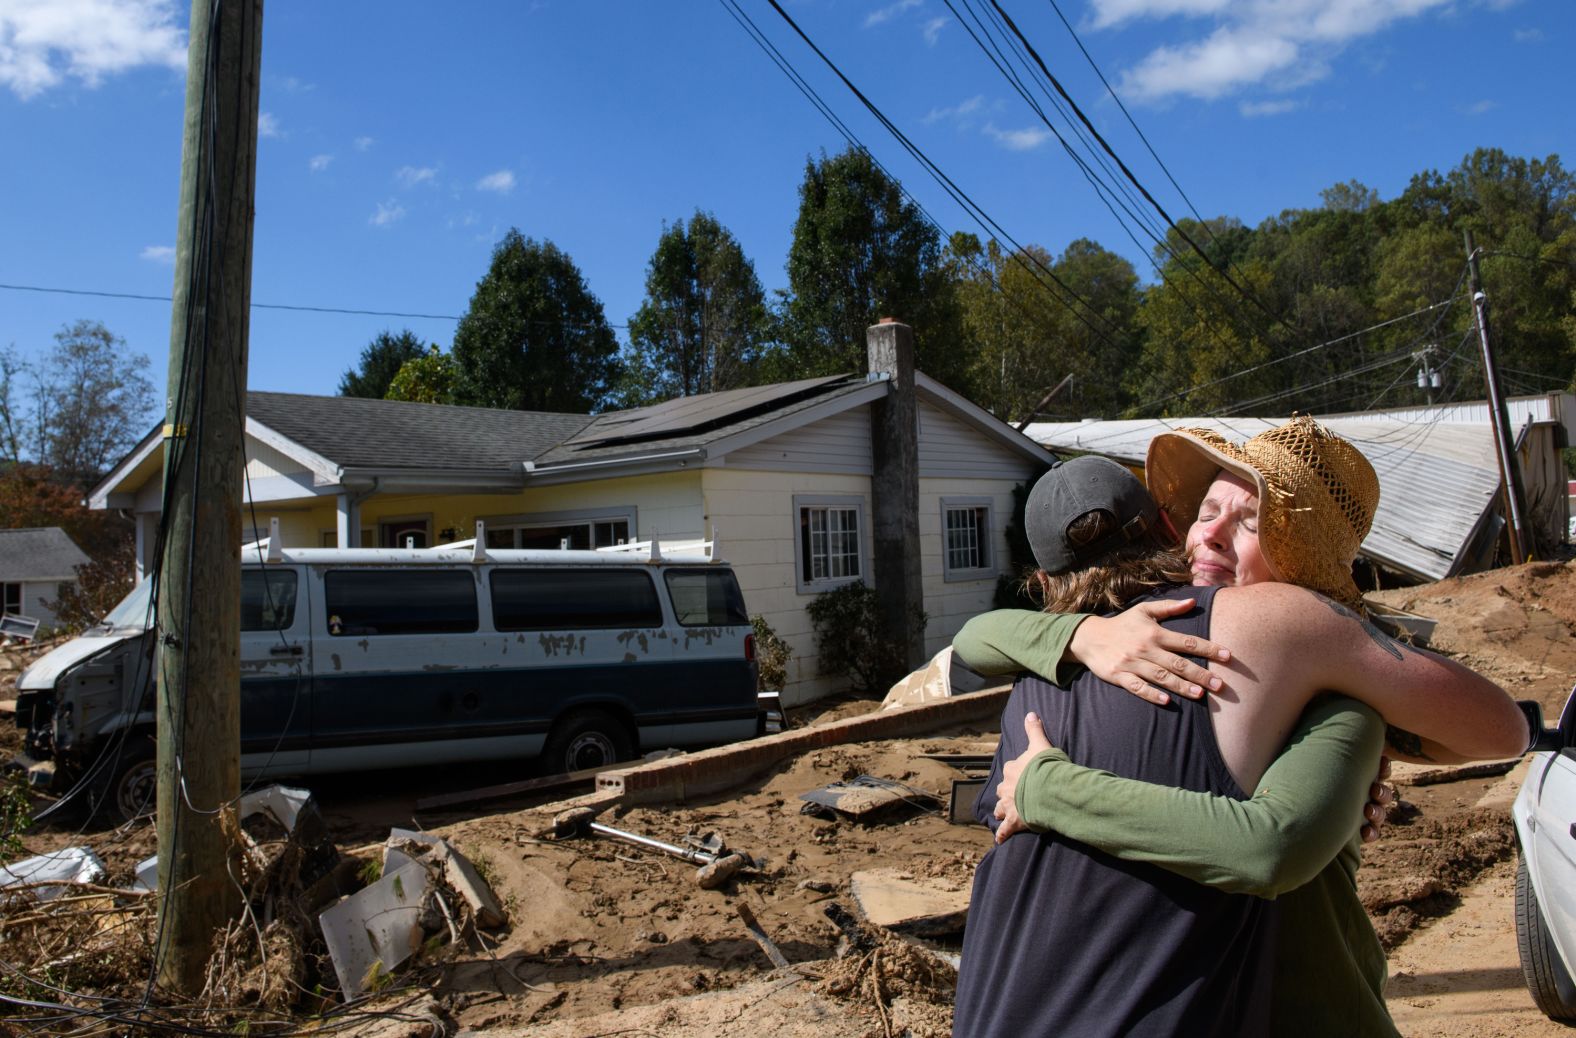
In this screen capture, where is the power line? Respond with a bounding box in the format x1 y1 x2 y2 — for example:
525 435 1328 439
0 281 630 330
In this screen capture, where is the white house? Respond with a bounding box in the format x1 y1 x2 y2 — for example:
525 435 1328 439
0 527 90 633
91 321 1053 704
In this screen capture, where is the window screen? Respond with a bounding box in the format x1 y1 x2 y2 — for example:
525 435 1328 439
944 505 990 572
240 570 298 632
663 569 748 627
324 570 477 636
490 569 662 630
800 506 860 583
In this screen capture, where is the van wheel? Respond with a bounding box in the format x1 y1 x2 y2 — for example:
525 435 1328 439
541 710 633 775
91 736 157 825
1516 851 1576 1021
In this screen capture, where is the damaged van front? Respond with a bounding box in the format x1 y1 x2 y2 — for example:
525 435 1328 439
12 577 156 810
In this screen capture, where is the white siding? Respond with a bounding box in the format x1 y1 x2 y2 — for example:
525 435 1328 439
245 438 311 480
703 467 872 706
724 406 874 474
919 400 1042 480
919 477 1030 656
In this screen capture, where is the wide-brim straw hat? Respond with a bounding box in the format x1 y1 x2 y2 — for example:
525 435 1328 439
1144 415 1380 609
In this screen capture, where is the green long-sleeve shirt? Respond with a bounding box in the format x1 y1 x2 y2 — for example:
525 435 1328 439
953 607 1398 1037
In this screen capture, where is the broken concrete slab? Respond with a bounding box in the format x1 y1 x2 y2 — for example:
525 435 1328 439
431 841 506 929
800 774 942 823
319 859 433 1000
849 867 970 938
1390 758 1521 787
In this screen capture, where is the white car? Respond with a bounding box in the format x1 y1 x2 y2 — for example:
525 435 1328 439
1513 686 1576 1021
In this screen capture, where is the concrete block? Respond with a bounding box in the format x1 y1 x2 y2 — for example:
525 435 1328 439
849 867 970 937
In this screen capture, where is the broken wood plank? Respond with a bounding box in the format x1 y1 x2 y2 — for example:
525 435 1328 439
415 764 604 811
1390 758 1521 787
737 903 791 969
849 868 969 938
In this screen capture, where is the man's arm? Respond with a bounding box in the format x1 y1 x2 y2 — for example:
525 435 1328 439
1012 696 1384 896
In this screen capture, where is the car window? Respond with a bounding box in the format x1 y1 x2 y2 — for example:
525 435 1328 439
240 570 298 632
324 570 478 636
662 569 748 627
490 569 662 630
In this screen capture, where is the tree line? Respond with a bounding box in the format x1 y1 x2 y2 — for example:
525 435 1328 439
343 146 1576 425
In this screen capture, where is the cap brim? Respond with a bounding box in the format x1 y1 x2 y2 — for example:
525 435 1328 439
1144 430 1284 582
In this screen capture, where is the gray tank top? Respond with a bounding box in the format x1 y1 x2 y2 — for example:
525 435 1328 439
953 585 1276 1037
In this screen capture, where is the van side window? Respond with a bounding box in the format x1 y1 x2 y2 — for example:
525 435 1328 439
491 569 662 630
663 569 748 627
240 570 298 632
325 570 477 636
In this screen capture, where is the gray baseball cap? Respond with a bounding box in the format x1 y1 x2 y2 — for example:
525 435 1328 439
1025 456 1160 575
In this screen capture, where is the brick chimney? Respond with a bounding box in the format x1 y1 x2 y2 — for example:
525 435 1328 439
866 318 926 671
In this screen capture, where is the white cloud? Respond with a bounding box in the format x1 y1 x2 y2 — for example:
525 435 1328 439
369 200 405 227
1512 27 1542 43
277 75 313 93
0 0 187 100
1238 97 1301 117
475 169 516 194
309 153 333 172
258 111 282 138
395 165 437 187
1098 0 1456 103
139 244 175 264
922 94 985 126
984 122 1054 151
865 0 922 29
354 135 375 152
1463 99 1497 115
922 16 949 46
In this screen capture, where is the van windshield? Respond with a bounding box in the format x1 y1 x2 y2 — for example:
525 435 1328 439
99 576 155 631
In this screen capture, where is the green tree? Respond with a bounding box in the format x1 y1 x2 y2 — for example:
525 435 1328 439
618 212 773 407
780 148 967 389
338 329 426 399
386 346 457 404
451 231 621 413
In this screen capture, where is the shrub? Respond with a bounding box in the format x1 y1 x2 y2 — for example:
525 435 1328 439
750 615 793 692
806 581 927 693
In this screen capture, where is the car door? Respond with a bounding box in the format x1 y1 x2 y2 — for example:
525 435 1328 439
1529 694 1576 977
238 566 311 775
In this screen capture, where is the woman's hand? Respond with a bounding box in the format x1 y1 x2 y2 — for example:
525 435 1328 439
1067 598 1231 706
1361 755 1394 843
994 711 1054 844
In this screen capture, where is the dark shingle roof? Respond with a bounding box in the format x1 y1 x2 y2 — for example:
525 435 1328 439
0 528 90 581
246 392 595 472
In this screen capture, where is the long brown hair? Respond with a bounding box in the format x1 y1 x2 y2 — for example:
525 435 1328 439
1027 510 1190 614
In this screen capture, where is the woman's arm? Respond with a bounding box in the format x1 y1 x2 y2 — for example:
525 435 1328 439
954 602 1229 705
1010 696 1384 897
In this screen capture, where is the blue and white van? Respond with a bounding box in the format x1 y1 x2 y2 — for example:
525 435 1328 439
12 536 759 821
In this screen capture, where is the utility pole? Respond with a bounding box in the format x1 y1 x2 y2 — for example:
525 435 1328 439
155 0 263 994
1464 230 1532 565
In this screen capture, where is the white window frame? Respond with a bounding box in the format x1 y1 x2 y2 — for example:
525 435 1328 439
793 494 868 594
478 506 637 551
941 496 996 582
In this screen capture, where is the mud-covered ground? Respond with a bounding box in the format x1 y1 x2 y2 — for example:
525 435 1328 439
3 559 1574 1036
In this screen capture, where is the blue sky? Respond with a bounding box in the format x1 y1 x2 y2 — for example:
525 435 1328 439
1 0 1568 404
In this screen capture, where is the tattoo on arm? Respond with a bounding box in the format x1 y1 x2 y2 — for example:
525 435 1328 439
1385 724 1436 762
1320 597 1420 661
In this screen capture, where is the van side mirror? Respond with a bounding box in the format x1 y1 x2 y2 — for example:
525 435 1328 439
1520 700 1562 754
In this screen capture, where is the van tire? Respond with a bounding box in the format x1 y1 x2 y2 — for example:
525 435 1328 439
541 710 633 775
91 735 157 825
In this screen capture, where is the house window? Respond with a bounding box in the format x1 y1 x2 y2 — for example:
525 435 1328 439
379 517 431 548
942 498 994 581
2 584 20 615
793 495 866 593
481 509 635 551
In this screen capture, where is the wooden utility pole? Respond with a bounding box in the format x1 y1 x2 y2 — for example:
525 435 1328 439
1464 230 1532 565
155 0 263 994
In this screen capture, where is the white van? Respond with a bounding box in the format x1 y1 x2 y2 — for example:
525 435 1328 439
12 538 759 822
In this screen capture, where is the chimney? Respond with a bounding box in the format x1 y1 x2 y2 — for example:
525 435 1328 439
866 318 925 671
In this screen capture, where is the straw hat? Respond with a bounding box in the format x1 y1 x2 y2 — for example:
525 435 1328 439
1144 415 1379 609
